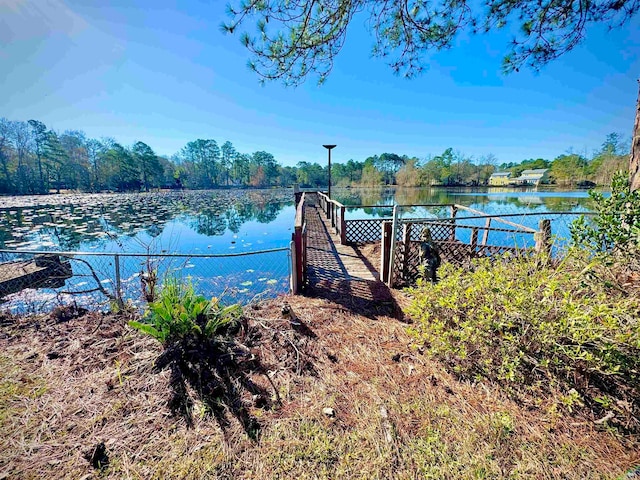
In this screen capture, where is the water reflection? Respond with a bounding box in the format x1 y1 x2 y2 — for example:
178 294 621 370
333 186 593 218
0 190 293 251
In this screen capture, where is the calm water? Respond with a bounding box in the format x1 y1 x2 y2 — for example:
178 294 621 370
332 186 594 248
0 189 296 311
0 189 295 253
0 187 594 311
333 186 593 217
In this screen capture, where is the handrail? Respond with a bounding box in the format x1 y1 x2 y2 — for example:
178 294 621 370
398 220 528 234
317 191 345 208
295 192 306 228
454 205 537 233
0 247 289 258
344 203 454 209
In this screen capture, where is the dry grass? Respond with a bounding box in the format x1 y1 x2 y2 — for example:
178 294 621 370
1 296 639 479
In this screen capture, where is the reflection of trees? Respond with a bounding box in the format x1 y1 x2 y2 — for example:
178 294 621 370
254 202 281 223
362 206 393 217
225 209 244 233
193 213 227 236
0 191 293 248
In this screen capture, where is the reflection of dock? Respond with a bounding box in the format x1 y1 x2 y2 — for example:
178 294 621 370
0 255 72 298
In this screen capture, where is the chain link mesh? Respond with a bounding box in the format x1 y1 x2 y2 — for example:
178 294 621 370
0 248 291 314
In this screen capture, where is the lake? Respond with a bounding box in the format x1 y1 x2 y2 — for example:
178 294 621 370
0 187 594 312
333 186 594 247
0 189 296 312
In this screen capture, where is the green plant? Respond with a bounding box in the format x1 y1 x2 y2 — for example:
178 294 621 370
571 171 640 253
129 277 241 346
406 253 640 429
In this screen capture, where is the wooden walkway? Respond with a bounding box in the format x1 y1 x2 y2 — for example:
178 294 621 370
0 256 72 297
303 194 401 319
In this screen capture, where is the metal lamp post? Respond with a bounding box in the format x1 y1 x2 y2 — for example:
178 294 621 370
323 144 336 198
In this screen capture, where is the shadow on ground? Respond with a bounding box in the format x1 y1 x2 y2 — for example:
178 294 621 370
303 199 405 321
154 314 319 440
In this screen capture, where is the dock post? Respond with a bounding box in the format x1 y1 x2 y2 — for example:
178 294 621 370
340 205 346 244
388 206 400 287
380 221 392 283
449 205 458 241
290 239 297 293
481 218 491 245
535 219 552 256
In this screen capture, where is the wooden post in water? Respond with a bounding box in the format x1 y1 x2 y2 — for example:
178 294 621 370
380 221 393 284
449 205 458 242
535 219 552 256
481 217 491 245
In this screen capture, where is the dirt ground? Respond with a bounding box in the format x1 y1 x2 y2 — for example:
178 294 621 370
1 294 639 479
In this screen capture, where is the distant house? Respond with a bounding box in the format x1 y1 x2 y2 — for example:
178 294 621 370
513 169 550 186
488 171 512 186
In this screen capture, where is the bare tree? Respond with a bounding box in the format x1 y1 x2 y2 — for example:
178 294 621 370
630 80 640 192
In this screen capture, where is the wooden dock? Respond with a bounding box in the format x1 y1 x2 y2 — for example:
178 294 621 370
0 255 73 298
302 194 401 318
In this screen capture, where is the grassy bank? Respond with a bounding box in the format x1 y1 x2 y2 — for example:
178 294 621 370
1 290 638 479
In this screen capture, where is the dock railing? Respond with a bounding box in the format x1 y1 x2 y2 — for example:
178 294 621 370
290 192 307 293
317 191 347 245
310 196 592 287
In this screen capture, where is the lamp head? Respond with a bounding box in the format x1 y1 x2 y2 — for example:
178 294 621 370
322 145 337 150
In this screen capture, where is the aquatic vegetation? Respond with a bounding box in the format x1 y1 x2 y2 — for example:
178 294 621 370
0 189 293 251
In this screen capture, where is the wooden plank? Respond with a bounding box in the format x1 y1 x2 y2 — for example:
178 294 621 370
0 256 72 297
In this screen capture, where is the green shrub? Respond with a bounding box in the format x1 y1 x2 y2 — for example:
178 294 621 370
571 171 640 253
406 254 640 426
129 277 241 346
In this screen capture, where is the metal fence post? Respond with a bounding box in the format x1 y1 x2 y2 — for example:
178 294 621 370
114 254 124 308
388 205 400 287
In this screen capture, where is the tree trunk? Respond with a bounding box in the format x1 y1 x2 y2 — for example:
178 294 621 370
630 79 640 192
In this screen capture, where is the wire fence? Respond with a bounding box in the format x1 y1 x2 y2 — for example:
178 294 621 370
379 207 597 287
0 247 291 315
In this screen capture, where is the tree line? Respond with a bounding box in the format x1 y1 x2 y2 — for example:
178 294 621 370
0 117 629 195
331 134 628 188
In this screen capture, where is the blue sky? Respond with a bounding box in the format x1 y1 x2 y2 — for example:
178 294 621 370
1 0 638 167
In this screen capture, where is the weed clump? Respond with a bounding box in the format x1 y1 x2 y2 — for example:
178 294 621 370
129 277 268 437
406 253 640 431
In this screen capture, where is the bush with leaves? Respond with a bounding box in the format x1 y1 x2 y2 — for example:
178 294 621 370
406 253 640 430
130 277 241 346
129 277 267 433
571 171 640 253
